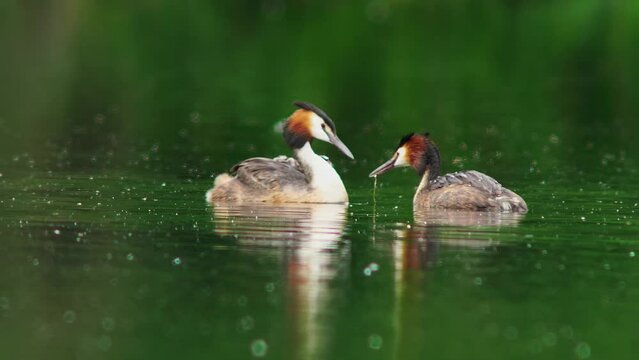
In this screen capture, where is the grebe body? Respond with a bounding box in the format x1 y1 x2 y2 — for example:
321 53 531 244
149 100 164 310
207 102 354 204
370 133 527 212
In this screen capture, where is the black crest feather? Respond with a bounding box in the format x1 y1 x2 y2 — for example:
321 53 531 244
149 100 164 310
397 133 415 148
293 101 336 132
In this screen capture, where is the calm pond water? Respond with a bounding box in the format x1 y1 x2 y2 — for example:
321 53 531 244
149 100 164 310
1 145 638 360
2 1 639 359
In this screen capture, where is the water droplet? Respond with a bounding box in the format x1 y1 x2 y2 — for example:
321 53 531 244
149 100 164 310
474 277 483 286
542 332 557 347
101 317 116 331
580 216 586 221
172 257 182 266
504 326 519 340
363 267 373 276
484 322 499 337
250 339 268 357
629 251 635 258
560 325 574 339
63 310 76 324
0 297 9 310
575 342 591 359
239 316 255 332
97 335 112 351
369 262 379 272
368 334 383 350
126 253 135 261
265 283 275 292
53 229 61 235
32 258 39 266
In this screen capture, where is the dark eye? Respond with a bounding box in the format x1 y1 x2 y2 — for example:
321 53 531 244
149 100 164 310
321 123 326 129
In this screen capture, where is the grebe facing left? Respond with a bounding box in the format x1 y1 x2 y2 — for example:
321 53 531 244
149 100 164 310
369 132 527 212
206 102 354 204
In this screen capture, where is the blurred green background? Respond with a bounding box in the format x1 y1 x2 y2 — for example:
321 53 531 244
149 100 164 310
1 0 637 175
2 1 639 360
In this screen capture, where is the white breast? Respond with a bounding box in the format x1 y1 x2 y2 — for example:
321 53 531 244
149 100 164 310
296 143 348 203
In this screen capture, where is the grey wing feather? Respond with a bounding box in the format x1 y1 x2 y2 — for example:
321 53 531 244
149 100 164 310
429 170 503 195
229 156 308 190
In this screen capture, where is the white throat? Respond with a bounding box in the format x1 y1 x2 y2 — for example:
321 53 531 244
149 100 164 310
413 169 431 205
295 142 348 203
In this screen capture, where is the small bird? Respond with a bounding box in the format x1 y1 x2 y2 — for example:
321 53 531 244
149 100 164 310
206 102 354 204
369 132 527 212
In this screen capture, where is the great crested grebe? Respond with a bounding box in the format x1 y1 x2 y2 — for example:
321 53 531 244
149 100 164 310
369 132 527 212
206 102 354 204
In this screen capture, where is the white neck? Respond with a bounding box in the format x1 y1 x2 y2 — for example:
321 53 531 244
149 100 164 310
413 169 430 205
295 142 348 203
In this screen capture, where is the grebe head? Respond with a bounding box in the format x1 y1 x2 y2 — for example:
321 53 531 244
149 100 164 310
283 101 354 159
369 132 440 180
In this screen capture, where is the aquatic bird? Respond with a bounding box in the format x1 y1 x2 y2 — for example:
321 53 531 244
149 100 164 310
369 133 527 212
206 102 354 203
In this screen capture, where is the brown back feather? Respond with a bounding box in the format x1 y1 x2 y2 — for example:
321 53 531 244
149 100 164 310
428 170 503 195
230 157 309 190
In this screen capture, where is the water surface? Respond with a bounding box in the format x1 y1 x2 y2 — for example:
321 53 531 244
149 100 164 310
2 1 639 359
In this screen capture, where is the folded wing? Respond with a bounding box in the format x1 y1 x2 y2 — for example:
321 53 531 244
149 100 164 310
230 156 309 191
428 170 503 195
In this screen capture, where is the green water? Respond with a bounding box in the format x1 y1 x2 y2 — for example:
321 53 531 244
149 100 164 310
2 1 639 359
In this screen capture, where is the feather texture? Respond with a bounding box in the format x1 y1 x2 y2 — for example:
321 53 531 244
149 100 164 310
230 156 309 190
415 170 528 212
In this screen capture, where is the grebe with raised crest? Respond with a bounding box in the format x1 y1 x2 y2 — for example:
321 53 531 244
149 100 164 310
207 102 354 204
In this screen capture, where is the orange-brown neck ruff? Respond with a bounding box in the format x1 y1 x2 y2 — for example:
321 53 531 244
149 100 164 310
402 134 440 180
283 110 312 149
405 135 427 169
